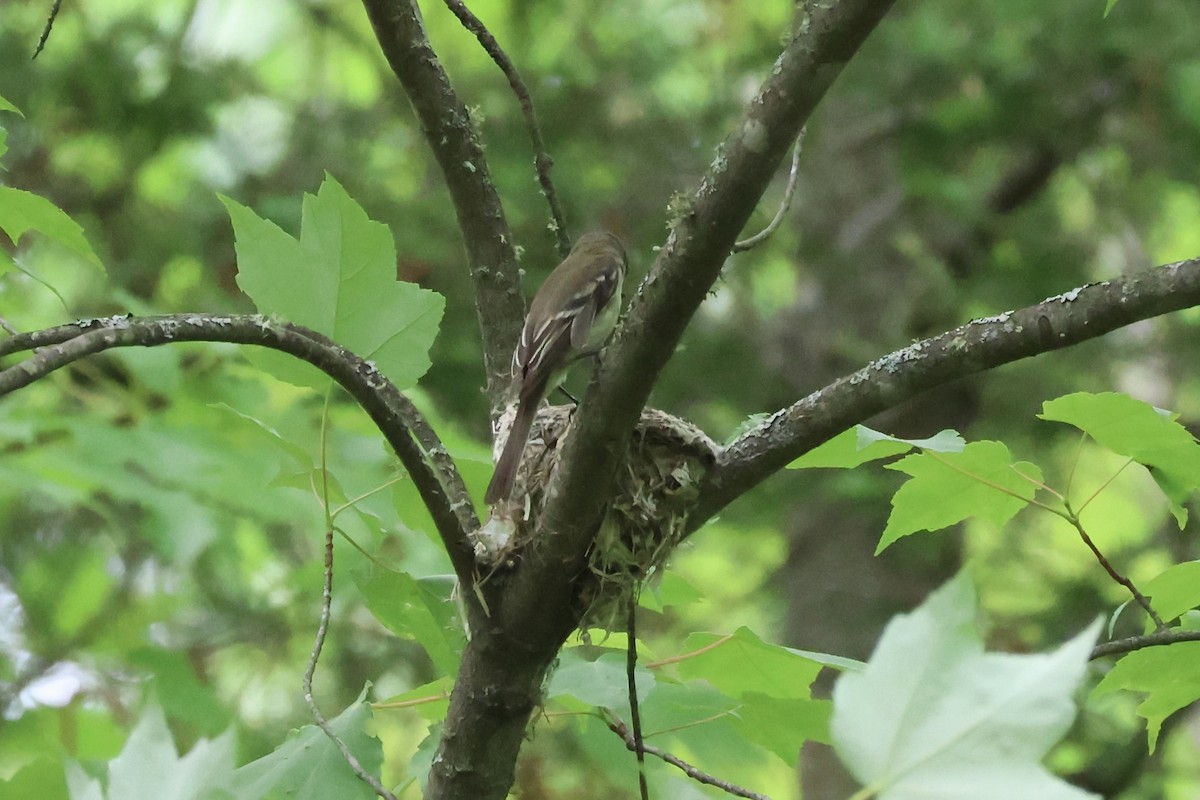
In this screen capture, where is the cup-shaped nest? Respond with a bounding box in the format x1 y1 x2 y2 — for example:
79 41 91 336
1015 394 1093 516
474 404 719 623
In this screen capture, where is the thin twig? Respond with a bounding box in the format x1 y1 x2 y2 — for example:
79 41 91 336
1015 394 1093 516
302 525 397 800
732 127 806 253
302 403 398 800
32 0 63 59
1063 508 1165 629
0 316 19 336
440 0 570 256
1090 628 1200 660
605 714 771 800
626 592 650 800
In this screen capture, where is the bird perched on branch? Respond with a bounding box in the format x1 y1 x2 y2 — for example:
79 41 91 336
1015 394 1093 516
484 230 628 504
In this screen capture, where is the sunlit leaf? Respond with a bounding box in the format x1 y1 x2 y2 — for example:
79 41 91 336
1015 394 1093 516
0 758 67 800
784 647 866 673
674 627 821 700
65 762 103 800
0 95 22 162
733 693 831 762
1041 392 1200 527
640 569 703 611
639 681 773 772
75 703 237 800
1141 561 1200 623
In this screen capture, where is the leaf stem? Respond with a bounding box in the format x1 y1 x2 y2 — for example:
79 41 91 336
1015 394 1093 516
302 389 398 800
373 690 451 710
1074 457 1133 515
1062 431 1088 500
645 633 734 669
330 474 407 519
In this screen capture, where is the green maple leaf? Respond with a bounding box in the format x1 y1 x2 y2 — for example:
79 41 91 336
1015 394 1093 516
223 175 444 390
878 441 1042 553
1041 392 1200 527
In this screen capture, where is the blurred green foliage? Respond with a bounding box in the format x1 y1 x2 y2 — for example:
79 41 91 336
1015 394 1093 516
2 0 1200 797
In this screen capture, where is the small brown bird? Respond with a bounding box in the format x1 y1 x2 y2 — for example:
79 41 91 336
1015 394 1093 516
484 231 628 504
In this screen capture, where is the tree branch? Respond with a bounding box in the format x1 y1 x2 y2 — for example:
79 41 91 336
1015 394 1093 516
360 0 523 406
0 314 480 590
356 4 902 796
1063 508 1165 630
693 257 1200 527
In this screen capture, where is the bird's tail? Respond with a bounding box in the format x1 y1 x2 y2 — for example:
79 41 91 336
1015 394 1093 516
484 398 537 504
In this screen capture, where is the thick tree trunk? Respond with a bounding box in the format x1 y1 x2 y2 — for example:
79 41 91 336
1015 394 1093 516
426 629 564 799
